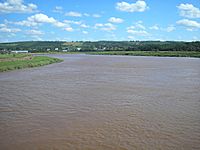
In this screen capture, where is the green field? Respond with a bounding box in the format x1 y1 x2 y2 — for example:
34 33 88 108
86 51 200 58
0 54 63 72
0 53 29 59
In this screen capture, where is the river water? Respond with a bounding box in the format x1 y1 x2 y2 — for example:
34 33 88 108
0 54 200 150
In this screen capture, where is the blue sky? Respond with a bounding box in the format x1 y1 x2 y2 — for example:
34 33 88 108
0 0 200 42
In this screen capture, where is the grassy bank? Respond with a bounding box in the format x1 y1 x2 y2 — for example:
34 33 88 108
0 53 29 59
86 51 200 58
0 54 63 72
31 51 82 54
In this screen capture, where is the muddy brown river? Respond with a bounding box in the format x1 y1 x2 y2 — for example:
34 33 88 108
0 54 200 150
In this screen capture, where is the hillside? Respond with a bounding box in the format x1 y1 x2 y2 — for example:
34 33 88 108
0 41 200 53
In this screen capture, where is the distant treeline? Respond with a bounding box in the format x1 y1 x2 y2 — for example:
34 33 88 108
0 41 200 53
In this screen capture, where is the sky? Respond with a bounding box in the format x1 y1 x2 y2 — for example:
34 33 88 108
0 0 200 42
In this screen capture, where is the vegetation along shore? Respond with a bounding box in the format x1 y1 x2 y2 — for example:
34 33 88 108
0 54 63 72
86 51 200 58
0 41 200 58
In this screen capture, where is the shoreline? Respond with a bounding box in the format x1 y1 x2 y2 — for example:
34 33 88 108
85 51 200 58
30 51 200 58
0 54 63 72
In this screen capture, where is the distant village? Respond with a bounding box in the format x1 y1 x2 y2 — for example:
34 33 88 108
1 45 108 54
0 41 200 54
1 47 82 53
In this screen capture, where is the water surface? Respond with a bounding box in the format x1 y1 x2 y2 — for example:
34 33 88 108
0 54 200 150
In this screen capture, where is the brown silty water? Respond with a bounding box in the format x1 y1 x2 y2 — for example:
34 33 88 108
0 54 200 150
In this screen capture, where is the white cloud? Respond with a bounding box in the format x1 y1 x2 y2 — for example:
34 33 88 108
53 6 63 13
177 3 200 18
82 31 88 34
83 13 90 17
127 21 149 37
16 13 57 26
95 23 116 31
26 29 43 35
54 22 66 27
80 24 89 28
28 13 56 24
65 11 82 17
15 13 69 28
92 14 101 18
135 21 145 29
127 21 146 30
108 17 124 23
186 28 195 31
64 20 89 29
15 20 38 27
0 26 21 33
95 23 103 27
64 20 82 25
127 29 149 36
128 35 135 40
13 13 75 32
0 0 37 13
0 24 7 28
149 25 159 30
65 27 73 32
176 19 200 30
116 0 148 12
166 25 175 32
65 12 101 18
149 24 175 32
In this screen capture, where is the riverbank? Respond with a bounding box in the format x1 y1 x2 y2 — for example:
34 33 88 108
0 54 63 72
86 51 200 58
32 51 200 58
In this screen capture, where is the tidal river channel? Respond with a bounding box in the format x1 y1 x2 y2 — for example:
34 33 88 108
0 54 200 150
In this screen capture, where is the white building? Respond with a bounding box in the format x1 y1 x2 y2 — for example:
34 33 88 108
11 50 28 53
